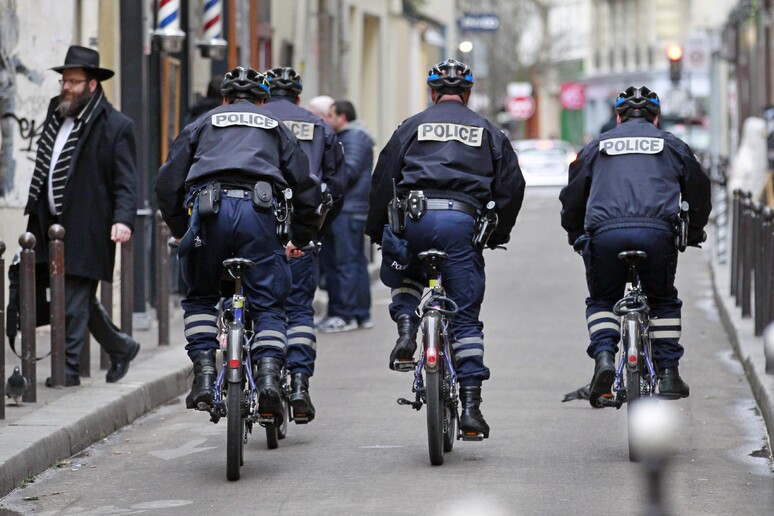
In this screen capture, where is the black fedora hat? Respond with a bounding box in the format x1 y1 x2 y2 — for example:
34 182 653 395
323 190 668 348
51 45 114 81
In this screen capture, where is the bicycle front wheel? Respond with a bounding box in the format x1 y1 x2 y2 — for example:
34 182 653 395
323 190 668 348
226 381 244 480
426 369 444 465
623 315 642 462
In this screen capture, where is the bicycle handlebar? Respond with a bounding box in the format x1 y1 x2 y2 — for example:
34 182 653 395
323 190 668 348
421 295 458 317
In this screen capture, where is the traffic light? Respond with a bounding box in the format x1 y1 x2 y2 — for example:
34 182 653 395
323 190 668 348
667 45 683 85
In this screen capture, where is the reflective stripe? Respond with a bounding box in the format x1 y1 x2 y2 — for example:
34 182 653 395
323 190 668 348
586 311 617 324
455 348 484 359
650 318 681 327
588 321 620 334
288 325 315 335
392 287 422 301
451 337 483 350
251 340 286 350
185 326 218 338
404 278 425 290
255 330 287 342
185 313 218 324
288 336 316 349
650 330 681 339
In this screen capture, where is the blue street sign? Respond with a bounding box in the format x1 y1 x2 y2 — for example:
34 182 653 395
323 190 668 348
458 13 500 32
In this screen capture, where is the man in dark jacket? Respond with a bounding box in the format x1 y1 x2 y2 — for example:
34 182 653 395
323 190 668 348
560 86 711 406
156 67 321 417
366 59 525 438
24 45 140 387
317 100 375 333
262 66 345 422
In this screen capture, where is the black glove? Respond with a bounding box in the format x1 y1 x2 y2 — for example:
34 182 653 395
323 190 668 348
687 229 707 247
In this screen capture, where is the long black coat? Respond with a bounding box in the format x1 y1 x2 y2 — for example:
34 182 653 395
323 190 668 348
24 94 138 282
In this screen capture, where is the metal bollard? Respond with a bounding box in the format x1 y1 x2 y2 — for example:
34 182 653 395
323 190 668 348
765 323 774 375
754 204 765 336
156 211 170 346
100 280 112 370
764 207 774 329
740 194 753 316
0 239 5 420
730 189 742 296
48 225 66 387
121 240 133 336
19 232 36 403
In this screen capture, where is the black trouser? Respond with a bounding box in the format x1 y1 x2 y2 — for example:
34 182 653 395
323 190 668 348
64 274 133 376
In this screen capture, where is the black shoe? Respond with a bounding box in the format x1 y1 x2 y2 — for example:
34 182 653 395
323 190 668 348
106 339 141 383
658 367 690 399
256 357 284 416
389 315 418 370
185 350 217 410
459 386 490 439
45 375 81 388
589 351 616 408
289 372 315 423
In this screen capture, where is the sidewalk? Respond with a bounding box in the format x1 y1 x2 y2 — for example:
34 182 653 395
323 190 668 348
1 254 771 497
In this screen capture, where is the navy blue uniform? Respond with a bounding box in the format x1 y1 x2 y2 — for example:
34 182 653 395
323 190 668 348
367 99 525 385
156 100 321 362
263 97 345 376
560 117 711 367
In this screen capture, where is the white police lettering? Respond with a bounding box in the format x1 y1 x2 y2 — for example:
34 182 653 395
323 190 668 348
391 260 408 271
417 123 484 147
211 112 279 129
283 120 315 140
599 137 664 155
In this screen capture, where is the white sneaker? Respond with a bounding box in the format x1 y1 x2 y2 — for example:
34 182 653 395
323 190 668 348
317 316 358 333
358 318 374 330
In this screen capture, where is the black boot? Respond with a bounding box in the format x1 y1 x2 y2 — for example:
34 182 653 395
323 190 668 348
389 315 418 370
589 351 616 408
256 357 284 416
186 350 216 410
658 367 690 399
459 386 490 439
290 372 315 423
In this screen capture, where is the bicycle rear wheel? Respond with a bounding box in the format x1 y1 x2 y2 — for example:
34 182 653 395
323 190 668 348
443 368 457 453
623 315 642 462
227 381 244 480
426 369 444 465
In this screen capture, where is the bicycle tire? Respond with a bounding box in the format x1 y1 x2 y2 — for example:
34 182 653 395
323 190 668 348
277 397 289 440
426 369 444 465
443 368 456 453
623 315 642 462
266 422 279 449
226 381 243 480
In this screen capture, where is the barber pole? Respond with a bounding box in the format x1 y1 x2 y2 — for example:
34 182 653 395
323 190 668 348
199 0 228 60
152 0 186 53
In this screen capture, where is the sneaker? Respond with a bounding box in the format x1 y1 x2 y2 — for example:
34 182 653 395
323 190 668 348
317 316 358 333
358 317 374 330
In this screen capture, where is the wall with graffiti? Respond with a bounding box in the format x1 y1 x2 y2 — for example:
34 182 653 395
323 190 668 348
0 0 75 208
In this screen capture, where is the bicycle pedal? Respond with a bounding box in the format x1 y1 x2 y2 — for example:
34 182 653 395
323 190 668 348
393 360 417 372
397 398 423 410
257 413 277 425
293 414 310 424
461 431 484 442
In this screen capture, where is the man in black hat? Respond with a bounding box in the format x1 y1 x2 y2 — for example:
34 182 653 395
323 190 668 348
24 45 140 387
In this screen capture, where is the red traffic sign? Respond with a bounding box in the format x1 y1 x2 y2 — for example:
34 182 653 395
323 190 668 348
559 83 585 110
506 96 535 120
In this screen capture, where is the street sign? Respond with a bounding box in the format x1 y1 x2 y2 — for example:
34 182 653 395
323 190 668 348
560 83 585 110
506 96 536 120
458 13 500 32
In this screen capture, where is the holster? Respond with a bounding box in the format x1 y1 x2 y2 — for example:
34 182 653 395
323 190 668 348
387 197 406 234
252 180 273 210
405 190 426 221
275 188 293 242
198 182 221 217
472 201 498 250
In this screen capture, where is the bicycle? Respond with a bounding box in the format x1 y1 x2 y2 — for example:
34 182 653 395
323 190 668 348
208 257 288 480
594 250 658 462
396 249 471 466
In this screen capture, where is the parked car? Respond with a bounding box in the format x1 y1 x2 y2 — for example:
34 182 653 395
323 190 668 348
512 139 577 187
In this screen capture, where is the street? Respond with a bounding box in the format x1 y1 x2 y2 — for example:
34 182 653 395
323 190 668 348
2 188 772 515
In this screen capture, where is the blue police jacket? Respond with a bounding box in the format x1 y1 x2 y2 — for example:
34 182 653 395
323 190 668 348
155 99 321 245
559 117 712 244
366 99 525 247
262 96 345 206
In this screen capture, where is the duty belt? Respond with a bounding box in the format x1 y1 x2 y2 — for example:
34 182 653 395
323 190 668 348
425 198 478 218
222 188 252 199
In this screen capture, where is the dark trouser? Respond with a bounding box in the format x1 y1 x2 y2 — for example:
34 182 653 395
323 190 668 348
65 274 133 376
580 225 683 368
320 212 371 323
286 252 318 376
179 196 291 363
388 210 489 386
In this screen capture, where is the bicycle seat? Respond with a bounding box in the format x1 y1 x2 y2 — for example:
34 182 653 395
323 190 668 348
418 249 448 263
617 250 647 266
223 258 254 276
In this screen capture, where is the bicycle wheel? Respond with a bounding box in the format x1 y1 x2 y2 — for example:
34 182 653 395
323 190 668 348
426 369 444 465
277 397 289 440
623 315 642 462
443 368 456 453
266 421 279 449
226 381 243 480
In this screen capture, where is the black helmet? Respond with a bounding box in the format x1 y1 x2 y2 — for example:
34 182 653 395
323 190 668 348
427 59 474 95
615 86 661 121
221 66 270 101
266 67 303 97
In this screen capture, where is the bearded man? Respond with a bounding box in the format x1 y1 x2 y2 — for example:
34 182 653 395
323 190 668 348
24 45 140 387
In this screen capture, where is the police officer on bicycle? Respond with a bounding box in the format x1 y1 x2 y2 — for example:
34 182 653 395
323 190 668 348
262 66 345 422
366 59 526 438
156 67 322 418
559 86 711 406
